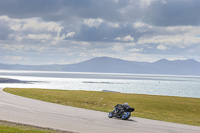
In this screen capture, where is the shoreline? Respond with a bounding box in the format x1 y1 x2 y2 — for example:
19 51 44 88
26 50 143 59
0 78 30 83
0 77 41 84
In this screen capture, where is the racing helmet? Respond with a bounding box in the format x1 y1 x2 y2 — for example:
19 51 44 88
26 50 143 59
124 102 128 106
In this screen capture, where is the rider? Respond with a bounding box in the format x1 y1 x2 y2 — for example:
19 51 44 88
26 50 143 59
114 103 130 114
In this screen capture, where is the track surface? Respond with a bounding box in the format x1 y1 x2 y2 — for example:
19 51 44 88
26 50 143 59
0 88 200 133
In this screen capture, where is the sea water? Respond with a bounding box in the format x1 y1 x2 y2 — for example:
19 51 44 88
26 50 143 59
0 70 200 98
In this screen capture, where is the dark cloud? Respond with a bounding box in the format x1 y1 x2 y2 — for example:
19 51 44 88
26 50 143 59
0 0 60 19
0 0 118 21
1 0 200 26
144 0 200 26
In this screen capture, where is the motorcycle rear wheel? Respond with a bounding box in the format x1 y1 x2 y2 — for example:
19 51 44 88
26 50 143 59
122 112 131 120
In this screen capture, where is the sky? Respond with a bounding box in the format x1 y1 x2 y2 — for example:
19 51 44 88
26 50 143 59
0 0 200 65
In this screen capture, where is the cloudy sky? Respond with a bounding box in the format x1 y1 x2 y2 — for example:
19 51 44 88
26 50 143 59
0 0 200 65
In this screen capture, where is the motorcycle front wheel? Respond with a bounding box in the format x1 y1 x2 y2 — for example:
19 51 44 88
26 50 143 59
108 111 114 118
122 112 131 120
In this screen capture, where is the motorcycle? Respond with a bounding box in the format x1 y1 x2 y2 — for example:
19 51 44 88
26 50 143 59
108 105 135 120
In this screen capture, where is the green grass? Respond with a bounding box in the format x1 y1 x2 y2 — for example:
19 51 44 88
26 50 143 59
4 88 200 126
0 120 65 133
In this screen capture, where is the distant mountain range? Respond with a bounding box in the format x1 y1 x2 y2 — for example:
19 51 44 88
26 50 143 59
0 57 200 76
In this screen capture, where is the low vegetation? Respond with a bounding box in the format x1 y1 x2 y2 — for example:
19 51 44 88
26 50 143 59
0 120 67 133
4 88 200 126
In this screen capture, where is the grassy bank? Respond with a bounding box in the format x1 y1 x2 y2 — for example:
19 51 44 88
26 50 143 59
4 88 200 126
0 120 68 133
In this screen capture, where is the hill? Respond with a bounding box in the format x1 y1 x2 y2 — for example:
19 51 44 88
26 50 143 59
0 57 200 75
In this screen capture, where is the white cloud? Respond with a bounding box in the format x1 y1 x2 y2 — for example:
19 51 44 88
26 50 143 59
123 35 134 41
5 56 27 61
157 45 167 50
13 35 23 42
112 44 123 52
0 15 64 44
139 0 156 8
140 0 167 8
0 15 9 21
125 42 136 46
108 22 120 28
27 34 52 40
115 37 121 41
133 21 152 29
115 35 134 42
166 26 193 32
134 22 146 28
138 35 200 49
66 32 75 38
130 48 143 52
2 16 63 33
0 43 48 52
71 40 90 46
84 18 103 28
21 18 63 33
113 0 119 3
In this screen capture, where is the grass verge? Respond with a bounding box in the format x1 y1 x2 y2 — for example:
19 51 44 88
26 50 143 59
4 88 200 126
0 120 69 133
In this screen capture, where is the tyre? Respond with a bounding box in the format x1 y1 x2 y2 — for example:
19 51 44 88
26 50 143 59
122 112 131 120
108 111 114 118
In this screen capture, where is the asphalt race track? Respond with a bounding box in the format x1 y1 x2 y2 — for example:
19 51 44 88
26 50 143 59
0 88 200 133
